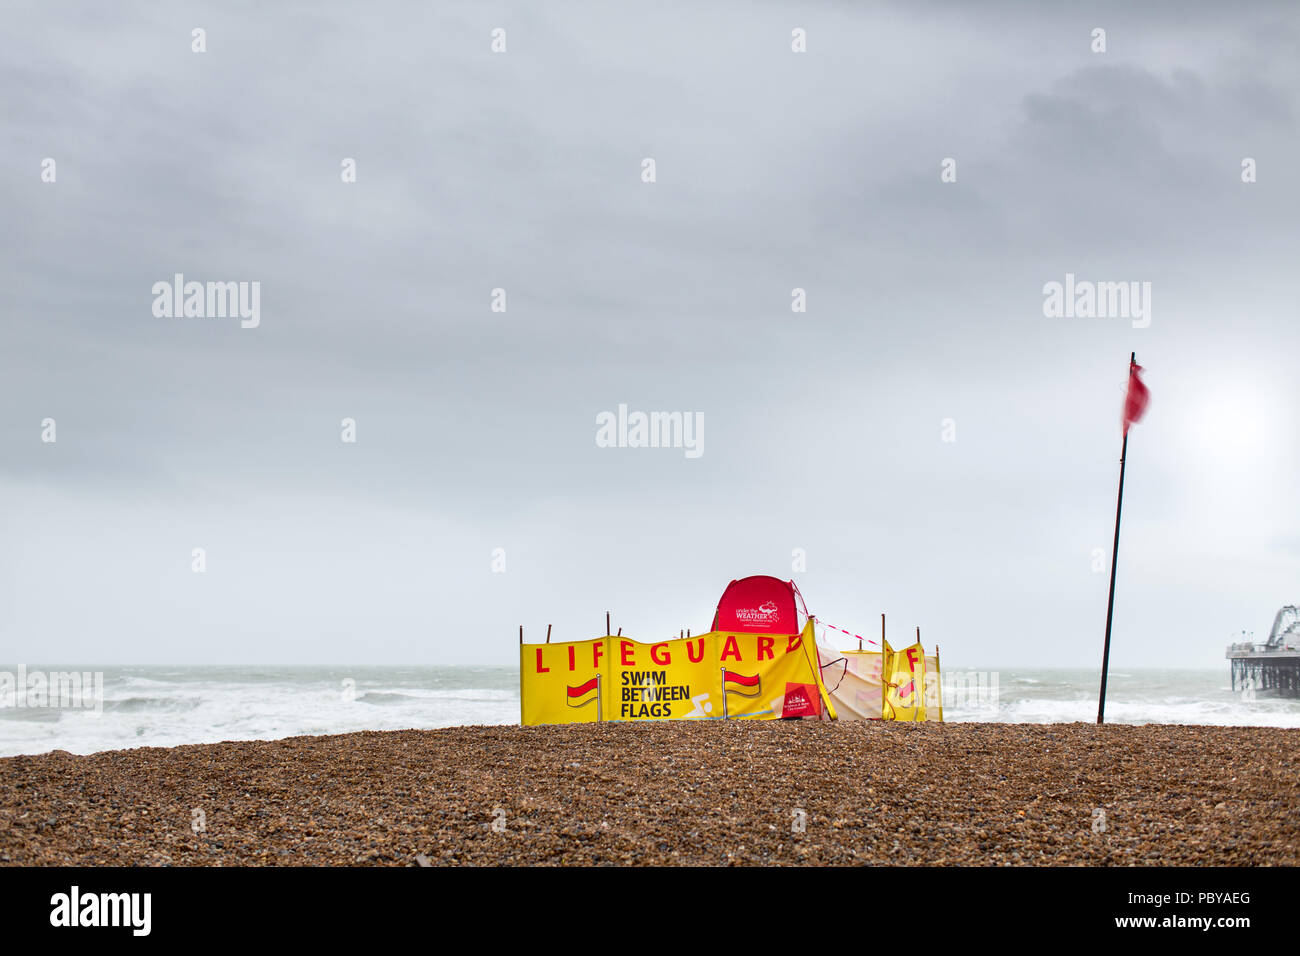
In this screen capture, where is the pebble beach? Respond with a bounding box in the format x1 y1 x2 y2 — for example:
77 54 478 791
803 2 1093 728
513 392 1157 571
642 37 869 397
1 722 1296 866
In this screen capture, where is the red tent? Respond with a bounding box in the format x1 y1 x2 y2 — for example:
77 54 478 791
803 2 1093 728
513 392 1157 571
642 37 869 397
711 575 806 634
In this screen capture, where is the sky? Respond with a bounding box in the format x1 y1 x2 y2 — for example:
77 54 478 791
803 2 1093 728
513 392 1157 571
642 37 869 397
2 1 1298 668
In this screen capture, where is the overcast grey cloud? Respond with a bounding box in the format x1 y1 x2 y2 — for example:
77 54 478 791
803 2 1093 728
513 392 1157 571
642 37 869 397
3 1 1298 667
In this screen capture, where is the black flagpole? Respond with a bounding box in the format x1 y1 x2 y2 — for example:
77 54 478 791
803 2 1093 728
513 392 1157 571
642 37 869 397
1097 351 1135 724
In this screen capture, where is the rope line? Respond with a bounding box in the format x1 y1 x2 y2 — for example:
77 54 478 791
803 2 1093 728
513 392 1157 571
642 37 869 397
818 620 880 647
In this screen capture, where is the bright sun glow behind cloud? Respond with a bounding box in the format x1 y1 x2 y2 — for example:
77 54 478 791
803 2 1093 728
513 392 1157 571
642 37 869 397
1185 383 1280 475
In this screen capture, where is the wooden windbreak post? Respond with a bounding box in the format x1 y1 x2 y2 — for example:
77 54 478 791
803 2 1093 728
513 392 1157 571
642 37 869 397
546 624 552 644
880 613 885 649
935 643 943 722
687 628 691 638
519 625 523 645
617 628 622 636
606 611 611 636
915 627 922 722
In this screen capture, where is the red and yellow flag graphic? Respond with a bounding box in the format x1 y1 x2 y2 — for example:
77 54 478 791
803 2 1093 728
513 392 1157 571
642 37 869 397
722 670 762 698
566 677 599 708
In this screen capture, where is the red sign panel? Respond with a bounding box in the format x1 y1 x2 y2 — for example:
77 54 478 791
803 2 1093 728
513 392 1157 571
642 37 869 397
781 682 821 718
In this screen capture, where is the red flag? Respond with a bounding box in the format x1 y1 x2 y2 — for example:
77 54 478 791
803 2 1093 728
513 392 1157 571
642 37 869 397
1123 359 1149 434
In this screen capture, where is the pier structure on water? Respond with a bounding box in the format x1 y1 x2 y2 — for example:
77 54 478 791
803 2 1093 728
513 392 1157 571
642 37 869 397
1227 605 1300 697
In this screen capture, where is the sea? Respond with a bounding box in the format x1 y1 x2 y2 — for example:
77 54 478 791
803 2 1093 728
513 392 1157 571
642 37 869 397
1 665 1297 758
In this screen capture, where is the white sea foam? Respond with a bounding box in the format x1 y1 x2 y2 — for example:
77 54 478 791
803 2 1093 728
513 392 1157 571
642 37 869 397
0 667 519 757
948 696 1300 727
941 667 1300 727
1 665 1294 757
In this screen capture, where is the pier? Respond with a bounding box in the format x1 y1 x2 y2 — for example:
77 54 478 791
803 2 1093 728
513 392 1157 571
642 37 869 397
1226 605 1300 697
